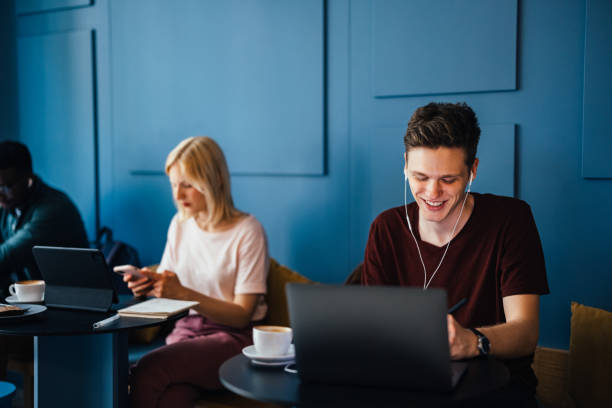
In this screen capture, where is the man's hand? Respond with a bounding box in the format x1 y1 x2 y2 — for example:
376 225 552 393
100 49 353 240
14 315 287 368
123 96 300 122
447 314 478 360
447 295 540 360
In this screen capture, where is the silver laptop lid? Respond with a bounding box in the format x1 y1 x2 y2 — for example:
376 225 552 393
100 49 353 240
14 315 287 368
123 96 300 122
287 284 456 391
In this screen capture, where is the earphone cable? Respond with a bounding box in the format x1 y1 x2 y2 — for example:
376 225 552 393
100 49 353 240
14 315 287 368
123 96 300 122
404 179 429 289
423 189 469 289
404 176 471 289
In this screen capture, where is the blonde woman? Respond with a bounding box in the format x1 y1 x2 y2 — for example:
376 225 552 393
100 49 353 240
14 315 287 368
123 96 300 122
126 137 268 408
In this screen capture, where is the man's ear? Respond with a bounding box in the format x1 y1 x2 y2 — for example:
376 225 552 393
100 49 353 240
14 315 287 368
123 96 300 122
470 158 479 182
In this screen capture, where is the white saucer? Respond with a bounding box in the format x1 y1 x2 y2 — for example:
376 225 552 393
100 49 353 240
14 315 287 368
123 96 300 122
5 295 44 304
250 359 294 367
242 344 295 363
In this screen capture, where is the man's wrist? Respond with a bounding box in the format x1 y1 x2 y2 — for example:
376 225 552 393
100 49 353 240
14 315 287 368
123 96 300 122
469 328 490 356
468 329 480 357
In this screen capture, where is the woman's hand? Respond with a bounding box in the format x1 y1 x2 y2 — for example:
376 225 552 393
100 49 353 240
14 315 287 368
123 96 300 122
447 314 478 360
146 270 186 299
123 267 156 297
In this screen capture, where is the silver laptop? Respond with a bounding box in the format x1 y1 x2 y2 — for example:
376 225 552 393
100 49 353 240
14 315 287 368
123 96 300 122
286 284 467 392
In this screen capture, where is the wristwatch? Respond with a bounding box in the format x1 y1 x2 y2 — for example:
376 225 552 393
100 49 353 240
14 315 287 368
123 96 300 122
469 328 490 356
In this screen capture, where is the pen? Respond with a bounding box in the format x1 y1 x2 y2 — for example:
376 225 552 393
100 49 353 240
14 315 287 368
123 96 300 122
93 313 120 329
447 297 467 314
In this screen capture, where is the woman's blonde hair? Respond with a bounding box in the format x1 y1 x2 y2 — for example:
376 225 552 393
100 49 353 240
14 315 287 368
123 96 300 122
165 136 241 227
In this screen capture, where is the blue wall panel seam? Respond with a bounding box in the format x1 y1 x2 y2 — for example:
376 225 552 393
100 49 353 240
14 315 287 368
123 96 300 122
91 29 101 237
323 0 329 176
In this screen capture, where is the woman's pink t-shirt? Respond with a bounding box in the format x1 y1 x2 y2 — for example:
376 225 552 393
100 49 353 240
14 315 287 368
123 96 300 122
159 214 269 321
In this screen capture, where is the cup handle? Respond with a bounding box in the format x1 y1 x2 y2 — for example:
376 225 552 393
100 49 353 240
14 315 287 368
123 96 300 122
8 284 16 296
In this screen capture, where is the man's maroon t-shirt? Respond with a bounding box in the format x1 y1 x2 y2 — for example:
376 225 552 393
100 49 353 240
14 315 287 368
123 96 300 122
363 193 549 390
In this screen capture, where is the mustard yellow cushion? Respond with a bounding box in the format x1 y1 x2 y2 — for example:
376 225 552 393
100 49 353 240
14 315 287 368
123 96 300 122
129 326 163 344
568 302 612 408
263 258 313 327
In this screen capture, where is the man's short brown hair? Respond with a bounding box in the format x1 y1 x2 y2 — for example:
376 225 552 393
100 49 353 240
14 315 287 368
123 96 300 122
404 102 480 169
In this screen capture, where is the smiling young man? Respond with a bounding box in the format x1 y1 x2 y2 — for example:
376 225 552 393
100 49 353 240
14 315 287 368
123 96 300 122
363 103 549 405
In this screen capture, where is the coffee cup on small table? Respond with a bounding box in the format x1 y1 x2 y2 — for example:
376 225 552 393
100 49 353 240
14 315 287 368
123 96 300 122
9 280 45 302
253 325 293 357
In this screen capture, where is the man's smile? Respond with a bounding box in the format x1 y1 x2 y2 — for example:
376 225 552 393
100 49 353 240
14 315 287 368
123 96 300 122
422 199 447 211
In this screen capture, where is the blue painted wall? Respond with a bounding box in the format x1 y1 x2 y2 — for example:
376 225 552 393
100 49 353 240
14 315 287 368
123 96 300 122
0 0 18 141
582 0 612 177
5 0 612 350
17 29 98 237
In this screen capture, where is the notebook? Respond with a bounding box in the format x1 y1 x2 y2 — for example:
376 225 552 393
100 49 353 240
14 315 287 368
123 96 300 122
286 284 468 392
118 298 199 319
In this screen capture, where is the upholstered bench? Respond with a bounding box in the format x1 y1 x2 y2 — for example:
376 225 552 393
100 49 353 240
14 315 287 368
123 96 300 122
532 302 612 408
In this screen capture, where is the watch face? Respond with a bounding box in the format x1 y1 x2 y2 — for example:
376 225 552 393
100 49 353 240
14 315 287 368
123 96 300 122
479 336 490 355
471 328 490 356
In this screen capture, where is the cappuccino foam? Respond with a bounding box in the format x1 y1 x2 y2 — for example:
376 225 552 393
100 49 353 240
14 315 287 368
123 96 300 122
16 280 44 285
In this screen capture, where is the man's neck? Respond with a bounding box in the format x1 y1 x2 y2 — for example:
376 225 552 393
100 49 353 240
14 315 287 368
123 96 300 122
418 193 474 247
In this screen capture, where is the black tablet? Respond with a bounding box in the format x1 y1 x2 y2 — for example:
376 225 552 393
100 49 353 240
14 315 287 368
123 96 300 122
32 246 119 312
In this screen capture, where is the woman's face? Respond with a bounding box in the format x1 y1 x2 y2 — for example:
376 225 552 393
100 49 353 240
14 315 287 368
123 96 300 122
168 164 207 216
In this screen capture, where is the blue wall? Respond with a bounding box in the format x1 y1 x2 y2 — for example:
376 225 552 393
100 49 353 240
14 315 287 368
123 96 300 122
0 0 18 141
5 0 612 350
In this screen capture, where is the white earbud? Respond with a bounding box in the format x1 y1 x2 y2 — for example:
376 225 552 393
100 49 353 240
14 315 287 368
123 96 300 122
404 167 409 181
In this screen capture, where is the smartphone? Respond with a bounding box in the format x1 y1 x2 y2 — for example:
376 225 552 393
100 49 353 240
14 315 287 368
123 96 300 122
113 264 147 280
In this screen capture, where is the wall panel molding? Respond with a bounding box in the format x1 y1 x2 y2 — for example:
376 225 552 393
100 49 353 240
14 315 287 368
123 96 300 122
16 0 92 15
371 0 517 98
582 0 612 178
111 0 325 176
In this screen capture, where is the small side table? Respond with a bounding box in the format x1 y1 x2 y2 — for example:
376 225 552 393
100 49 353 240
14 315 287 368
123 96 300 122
0 297 186 408
220 354 510 407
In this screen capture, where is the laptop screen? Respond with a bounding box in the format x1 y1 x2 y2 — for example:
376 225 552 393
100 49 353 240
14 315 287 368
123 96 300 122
287 284 460 391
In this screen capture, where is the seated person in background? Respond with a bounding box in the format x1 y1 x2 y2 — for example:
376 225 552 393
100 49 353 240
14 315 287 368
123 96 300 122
126 136 268 408
0 141 89 296
0 140 89 378
363 103 549 407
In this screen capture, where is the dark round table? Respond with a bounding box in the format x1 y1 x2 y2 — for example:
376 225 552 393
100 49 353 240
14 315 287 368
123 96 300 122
220 354 510 407
0 304 179 336
0 296 186 408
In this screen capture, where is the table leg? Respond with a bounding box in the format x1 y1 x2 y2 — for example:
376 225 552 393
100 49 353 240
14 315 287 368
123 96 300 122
34 332 128 408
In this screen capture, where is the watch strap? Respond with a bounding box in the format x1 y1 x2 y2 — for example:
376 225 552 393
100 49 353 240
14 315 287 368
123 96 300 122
469 328 490 356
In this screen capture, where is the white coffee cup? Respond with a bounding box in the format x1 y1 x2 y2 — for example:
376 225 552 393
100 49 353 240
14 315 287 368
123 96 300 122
253 325 293 357
9 280 45 302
